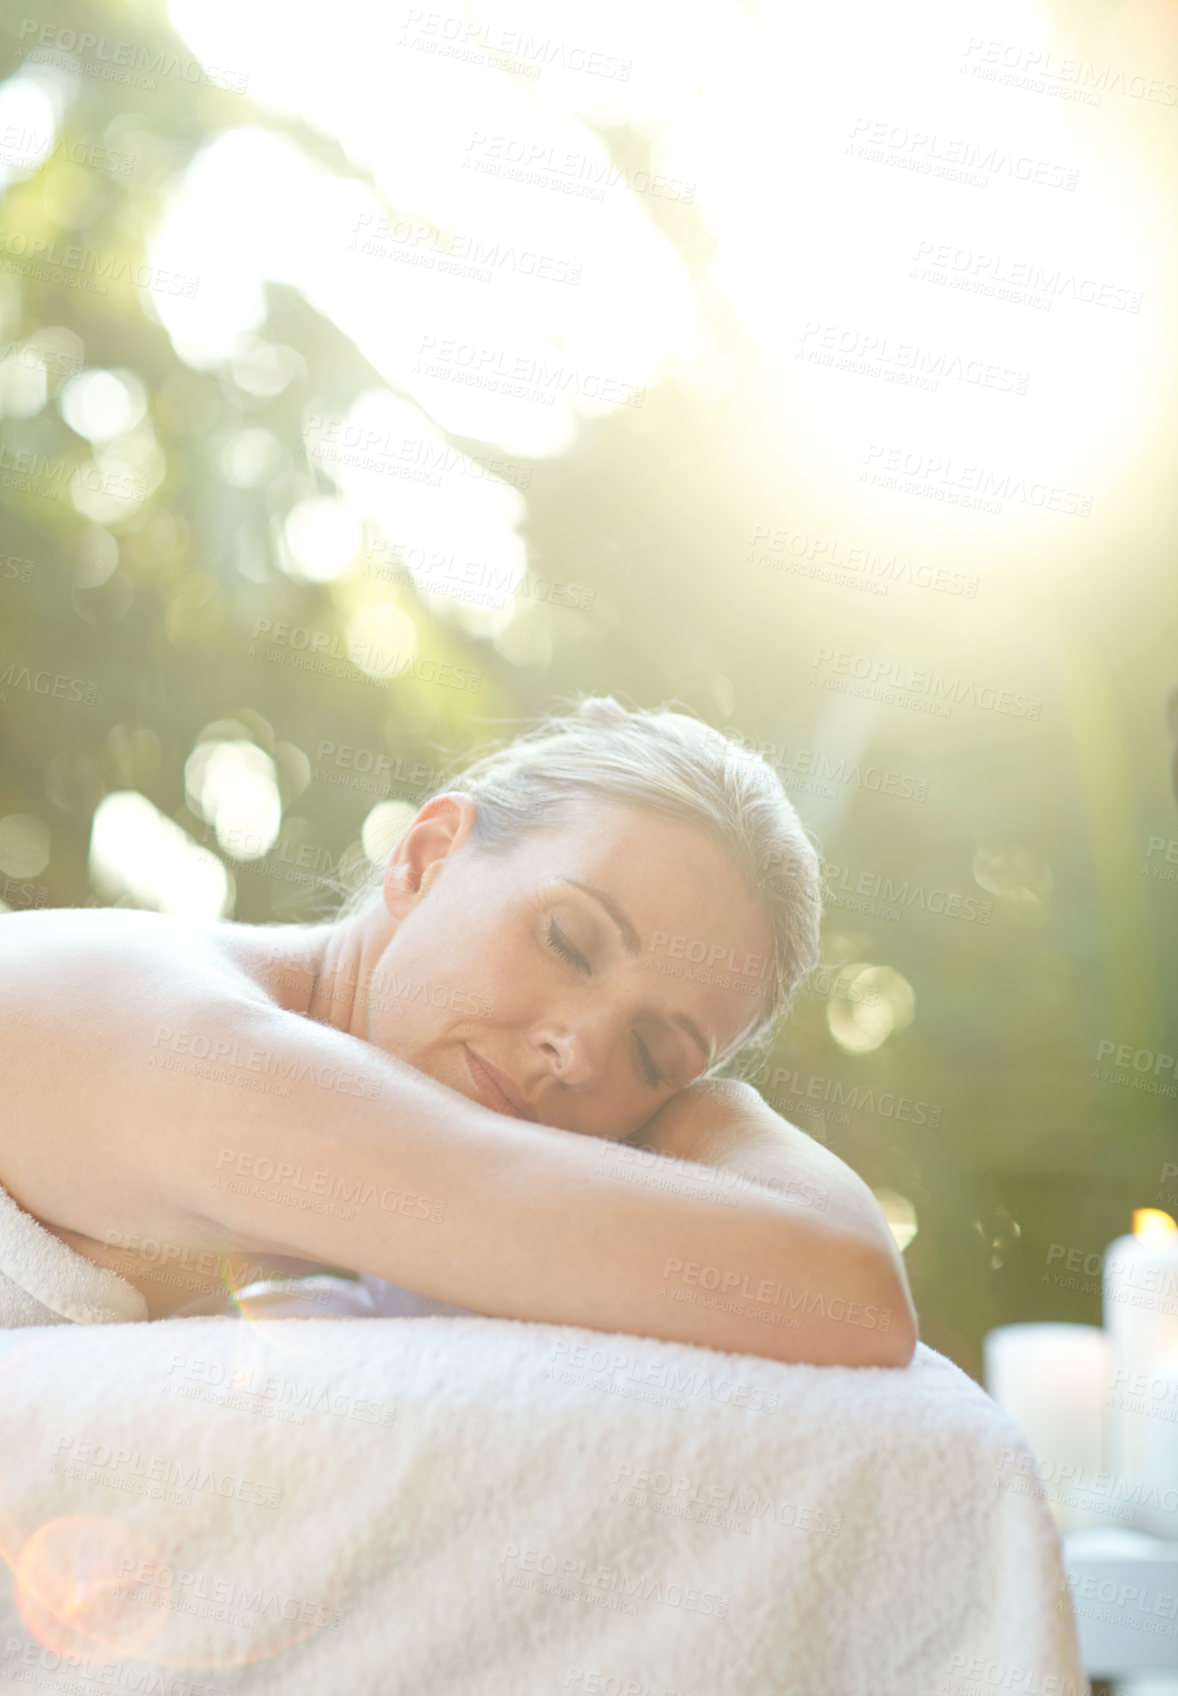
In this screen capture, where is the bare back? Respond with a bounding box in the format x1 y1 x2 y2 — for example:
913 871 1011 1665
0 906 328 1316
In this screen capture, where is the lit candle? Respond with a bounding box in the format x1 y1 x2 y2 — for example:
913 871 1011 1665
983 1323 1112 1534
1103 1209 1178 1534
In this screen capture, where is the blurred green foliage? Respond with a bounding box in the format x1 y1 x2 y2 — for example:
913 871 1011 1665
0 0 1175 1380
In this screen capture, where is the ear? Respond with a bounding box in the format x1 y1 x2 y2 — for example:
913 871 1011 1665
382 793 479 919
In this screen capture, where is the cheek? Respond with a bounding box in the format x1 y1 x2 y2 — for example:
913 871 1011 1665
367 930 512 1037
400 892 522 979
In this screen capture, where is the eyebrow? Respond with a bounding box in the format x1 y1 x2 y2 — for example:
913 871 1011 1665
557 878 714 1065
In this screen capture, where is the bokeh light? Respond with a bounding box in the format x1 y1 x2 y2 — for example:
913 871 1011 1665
59 369 147 443
0 813 50 878
184 739 282 861
89 793 232 916
0 0 1174 1385
827 965 916 1055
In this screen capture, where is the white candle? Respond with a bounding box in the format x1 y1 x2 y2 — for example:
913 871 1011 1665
1103 1211 1178 1533
983 1322 1112 1534
1135 1353 1178 1539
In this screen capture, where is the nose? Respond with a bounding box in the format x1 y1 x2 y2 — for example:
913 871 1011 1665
531 1022 595 1088
531 1005 622 1090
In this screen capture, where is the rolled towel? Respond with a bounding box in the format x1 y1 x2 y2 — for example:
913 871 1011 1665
0 1178 147 1327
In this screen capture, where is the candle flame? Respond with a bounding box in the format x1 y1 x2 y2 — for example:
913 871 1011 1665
1132 1208 1178 1242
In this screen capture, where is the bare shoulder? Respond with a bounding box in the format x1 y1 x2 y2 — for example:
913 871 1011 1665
0 907 275 1229
0 903 293 1001
0 904 323 1032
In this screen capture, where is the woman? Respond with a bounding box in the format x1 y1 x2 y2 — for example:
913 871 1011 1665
0 696 917 1364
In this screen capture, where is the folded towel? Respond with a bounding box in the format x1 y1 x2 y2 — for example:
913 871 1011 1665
0 1177 147 1326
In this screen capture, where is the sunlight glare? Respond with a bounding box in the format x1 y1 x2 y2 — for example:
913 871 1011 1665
89 791 232 916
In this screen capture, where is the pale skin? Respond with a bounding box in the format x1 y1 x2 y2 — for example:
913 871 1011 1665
0 792 918 1365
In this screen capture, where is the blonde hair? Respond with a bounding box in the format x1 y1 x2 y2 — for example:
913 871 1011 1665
327 694 822 1068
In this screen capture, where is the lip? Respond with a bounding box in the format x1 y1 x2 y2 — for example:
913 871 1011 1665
463 1047 538 1121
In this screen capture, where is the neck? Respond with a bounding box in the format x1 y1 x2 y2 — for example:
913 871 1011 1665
252 898 395 1043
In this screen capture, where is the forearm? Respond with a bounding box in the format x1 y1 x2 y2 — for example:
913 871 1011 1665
162 1005 910 1365
628 1078 918 1363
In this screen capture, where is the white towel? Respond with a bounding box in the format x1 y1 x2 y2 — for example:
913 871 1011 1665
0 1309 1091 1694
0 1177 147 1326
0 1168 472 1329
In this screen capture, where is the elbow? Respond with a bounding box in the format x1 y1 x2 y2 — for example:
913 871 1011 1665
732 1241 920 1369
812 1243 920 1370
866 1256 919 1368
823 1298 918 1370
816 1297 916 1370
871 1312 918 1369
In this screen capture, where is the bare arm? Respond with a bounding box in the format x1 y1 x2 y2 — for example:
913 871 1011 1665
174 1006 913 1364
627 1077 918 1360
6 913 915 1366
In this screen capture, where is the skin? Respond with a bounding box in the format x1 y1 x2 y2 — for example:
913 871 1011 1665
252 792 775 1138
0 793 918 1363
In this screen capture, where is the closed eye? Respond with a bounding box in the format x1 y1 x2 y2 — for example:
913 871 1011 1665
546 917 665 1090
633 1033 662 1091
546 918 589 973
